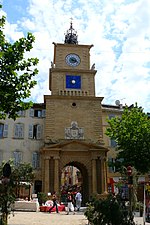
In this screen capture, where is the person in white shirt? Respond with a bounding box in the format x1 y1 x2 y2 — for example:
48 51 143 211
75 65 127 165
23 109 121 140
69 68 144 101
75 190 82 211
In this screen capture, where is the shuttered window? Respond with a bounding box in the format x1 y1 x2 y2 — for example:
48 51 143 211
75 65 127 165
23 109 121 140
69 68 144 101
13 151 22 166
29 108 46 118
17 110 25 117
32 152 40 169
0 123 8 138
28 124 42 139
37 125 42 139
14 124 24 138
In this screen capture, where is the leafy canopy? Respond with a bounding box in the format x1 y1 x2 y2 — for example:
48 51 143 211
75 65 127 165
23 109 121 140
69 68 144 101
0 5 39 120
106 103 150 174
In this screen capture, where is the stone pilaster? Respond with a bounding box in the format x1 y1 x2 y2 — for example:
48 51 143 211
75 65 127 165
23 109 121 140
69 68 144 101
92 158 97 193
54 157 60 193
100 157 107 193
44 158 50 193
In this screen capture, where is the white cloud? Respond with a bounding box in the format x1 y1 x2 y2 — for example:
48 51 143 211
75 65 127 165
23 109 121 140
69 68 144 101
2 0 150 112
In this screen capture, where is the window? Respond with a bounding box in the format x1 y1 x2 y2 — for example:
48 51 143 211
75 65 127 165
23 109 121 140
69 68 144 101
108 157 116 173
29 109 46 118
28 124 42 139
14 123 24 138
110 139 117 147
13 151 22 166
32 152 40 169
17 110 25 117
0 123 8 138
108 114 117 147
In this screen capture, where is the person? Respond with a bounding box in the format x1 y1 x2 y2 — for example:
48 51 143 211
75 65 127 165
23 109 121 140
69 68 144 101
75 190 82 211
66 192 75 215
49 192 59 213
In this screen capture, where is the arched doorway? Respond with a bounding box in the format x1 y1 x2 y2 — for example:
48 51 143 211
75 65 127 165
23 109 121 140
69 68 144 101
41 140 108 201
60 161 89 205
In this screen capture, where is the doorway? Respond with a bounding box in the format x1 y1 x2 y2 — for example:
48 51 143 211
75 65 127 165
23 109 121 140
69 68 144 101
60 161 89 205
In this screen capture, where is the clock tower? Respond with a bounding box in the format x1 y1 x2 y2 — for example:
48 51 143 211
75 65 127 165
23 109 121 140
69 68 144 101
41 22 108 203
49 21 95 96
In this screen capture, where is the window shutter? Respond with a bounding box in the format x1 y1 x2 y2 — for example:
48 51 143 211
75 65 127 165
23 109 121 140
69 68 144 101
37 125 42 139
19 124 24 138
42 110 46 118
14 124 19 138
32 152 40 169
3 124 8 137
29 108 34 117
28 124 33 139
17 152 22 163
14 124 24 138
13 151 22 166
32 152 36 169
37 153 40 168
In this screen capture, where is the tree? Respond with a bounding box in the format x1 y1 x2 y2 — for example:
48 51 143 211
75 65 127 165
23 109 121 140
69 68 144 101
84 194 135 225
0 4 39 120
0 161 35 225
106 103 150 174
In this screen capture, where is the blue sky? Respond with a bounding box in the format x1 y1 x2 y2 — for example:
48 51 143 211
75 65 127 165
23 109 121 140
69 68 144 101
1 0 150 112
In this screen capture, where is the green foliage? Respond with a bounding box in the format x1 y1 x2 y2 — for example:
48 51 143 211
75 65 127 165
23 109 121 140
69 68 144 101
0 180 16 225
0 5 39 120
0 160 34 183
0 160 35 224
85 194 135 225
106 103 150 174
37 192 48 206
84 202 95 224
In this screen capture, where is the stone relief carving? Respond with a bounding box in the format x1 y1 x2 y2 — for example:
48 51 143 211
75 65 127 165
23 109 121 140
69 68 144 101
65 121 84 139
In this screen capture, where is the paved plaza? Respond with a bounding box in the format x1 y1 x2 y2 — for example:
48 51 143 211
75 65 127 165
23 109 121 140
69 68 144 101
7 210 150 225
8 211 88 225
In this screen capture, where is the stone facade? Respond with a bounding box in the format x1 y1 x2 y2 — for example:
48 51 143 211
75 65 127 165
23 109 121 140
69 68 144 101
0 31 124 202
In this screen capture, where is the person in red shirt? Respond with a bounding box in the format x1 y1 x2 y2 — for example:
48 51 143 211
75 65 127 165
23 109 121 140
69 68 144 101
66 192 75 215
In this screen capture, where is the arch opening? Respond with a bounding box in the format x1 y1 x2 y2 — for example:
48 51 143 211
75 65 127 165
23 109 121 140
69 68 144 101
60 161 89 205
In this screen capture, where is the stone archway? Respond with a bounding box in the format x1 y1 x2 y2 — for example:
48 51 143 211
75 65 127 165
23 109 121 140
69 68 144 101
41 140 108 203
61 161 89 205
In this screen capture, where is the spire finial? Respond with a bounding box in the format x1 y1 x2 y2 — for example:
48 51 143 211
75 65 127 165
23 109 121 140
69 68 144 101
64 19 78 44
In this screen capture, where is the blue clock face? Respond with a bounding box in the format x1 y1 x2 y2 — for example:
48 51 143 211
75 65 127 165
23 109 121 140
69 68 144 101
66 75 81 89
65 54 80 67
